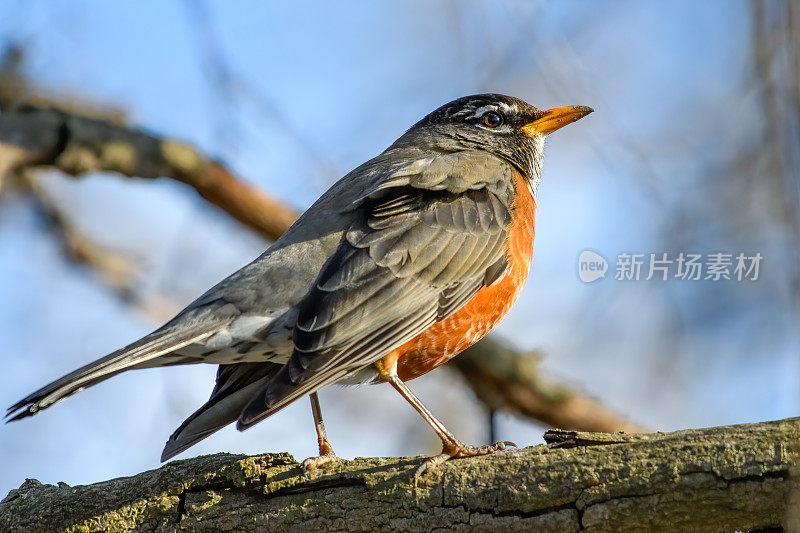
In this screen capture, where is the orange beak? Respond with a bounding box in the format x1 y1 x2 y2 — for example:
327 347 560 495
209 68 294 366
520 105 594 136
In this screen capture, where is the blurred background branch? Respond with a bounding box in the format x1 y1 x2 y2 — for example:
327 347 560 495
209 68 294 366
455 341 648 434
0 105 298 241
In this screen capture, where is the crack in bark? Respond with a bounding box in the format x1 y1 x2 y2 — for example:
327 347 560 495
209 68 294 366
262 476 366 500
174 466 368 523
174 490 187 524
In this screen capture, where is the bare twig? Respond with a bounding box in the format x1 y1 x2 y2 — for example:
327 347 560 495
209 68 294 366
180 0 339 179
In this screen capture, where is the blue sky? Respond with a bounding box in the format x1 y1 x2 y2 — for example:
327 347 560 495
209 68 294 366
1 0 797 495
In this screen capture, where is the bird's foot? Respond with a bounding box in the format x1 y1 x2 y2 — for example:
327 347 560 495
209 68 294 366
414 439 516 482
302 438 339 473
302 452 339 473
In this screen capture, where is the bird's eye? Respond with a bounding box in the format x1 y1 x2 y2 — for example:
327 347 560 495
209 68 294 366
482 112 503 128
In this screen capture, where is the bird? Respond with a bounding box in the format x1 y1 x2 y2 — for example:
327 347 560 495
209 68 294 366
6 94 592 476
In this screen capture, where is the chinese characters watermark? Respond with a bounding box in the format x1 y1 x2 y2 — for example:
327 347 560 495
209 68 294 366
578 251 762 283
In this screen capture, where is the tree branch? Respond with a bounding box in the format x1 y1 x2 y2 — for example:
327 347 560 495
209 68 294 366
1 418 797 532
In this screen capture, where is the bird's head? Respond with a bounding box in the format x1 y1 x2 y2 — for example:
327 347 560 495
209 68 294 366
396 93 593 193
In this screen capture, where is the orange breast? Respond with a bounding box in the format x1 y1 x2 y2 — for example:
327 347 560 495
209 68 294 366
390 171 537 381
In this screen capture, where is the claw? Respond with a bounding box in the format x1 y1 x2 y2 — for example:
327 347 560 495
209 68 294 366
414 452 450 480
413 440 514 485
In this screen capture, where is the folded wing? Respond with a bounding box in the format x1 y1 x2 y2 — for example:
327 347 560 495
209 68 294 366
238 151 516 428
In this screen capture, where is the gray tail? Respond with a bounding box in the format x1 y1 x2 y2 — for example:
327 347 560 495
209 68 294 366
6 324 222 422
160 362 282 462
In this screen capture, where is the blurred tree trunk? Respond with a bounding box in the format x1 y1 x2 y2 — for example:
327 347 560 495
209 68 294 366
752 0 800 304
2 418 798 532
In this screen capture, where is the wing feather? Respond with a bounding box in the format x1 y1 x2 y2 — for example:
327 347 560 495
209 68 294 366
237 150 518 429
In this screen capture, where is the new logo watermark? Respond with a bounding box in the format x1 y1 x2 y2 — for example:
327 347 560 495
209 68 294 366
577 250 762 283
577 250 608 283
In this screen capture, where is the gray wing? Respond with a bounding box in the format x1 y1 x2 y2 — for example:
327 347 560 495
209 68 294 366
238 151 516 427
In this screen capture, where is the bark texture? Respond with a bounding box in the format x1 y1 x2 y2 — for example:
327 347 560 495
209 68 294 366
2 418 798 532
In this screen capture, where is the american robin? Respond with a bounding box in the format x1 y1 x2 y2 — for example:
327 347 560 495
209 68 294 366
6 94 592 476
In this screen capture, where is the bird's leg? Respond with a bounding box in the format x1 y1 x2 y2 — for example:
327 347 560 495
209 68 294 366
375 360 515 480
301 392 339 472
